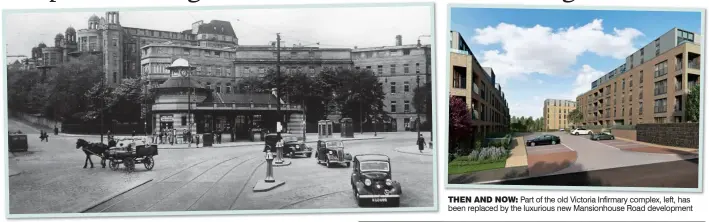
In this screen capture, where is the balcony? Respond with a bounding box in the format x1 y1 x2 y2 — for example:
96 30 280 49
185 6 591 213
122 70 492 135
604 113 610 118
688 62 700 70
472 83 480 95
471 109 480 120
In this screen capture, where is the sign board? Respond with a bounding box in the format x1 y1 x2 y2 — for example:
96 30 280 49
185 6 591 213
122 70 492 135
276 121 282 132
160 115 174 122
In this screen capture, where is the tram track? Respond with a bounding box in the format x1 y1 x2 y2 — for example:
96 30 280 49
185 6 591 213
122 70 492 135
87 155 243 213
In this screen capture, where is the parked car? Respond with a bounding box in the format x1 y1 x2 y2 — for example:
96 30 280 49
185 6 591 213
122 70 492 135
571 128 592 135
559 128 565 132
351 154 401 207
526 134 561 147
315 139 352 167
280 134 312 158
590 132 615 140
264 133 310 157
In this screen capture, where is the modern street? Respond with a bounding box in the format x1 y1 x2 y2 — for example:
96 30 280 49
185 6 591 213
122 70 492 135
8 119 434 214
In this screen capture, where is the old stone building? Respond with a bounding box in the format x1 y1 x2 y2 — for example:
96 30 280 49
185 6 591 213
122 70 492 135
350 35 432 131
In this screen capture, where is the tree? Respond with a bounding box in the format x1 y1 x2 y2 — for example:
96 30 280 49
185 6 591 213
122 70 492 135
413 81 433 130
236 76 270 93
525 116 535 131
567 108 583 127
329 69 385 129
687 84 701 122
449 96 473 154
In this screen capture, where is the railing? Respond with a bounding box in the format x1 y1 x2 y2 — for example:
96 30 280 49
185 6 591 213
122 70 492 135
178 102 304 110
471 110 480 120
654 106 667 113
688 62 700 69
676 83 683 91
674 105 682 111
688 81 699 89
605 113 610 118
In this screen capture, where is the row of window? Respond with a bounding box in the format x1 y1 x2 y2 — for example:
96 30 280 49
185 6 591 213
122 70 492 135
143 47 236 59
389 82 412 94
355 49 413 59
357 63 421 75
389 100 412 113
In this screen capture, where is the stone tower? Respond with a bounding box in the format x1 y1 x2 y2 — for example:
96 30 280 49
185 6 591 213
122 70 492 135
102 11 124 86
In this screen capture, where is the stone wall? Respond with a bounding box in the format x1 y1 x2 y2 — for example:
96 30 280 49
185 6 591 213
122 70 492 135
636 123 699 148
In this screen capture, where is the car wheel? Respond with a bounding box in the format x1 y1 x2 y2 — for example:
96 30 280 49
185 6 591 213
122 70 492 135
306 153 312 158
551 140 556 145
574 132 579 135
346 162 351 168
326 160 331 168
530 142 535 147
611 136 615 140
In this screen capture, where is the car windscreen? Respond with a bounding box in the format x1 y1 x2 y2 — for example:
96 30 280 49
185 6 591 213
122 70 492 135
282 136 298 142
360 161 390 172
324 141 344 148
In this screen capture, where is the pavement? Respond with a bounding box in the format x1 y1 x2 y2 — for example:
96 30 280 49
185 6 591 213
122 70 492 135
7 118 434 214
490 158 699 188
394 145 433 156
504 136 527 168
452 131 698 187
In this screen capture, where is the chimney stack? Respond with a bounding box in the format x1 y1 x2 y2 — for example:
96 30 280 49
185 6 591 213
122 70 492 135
395 35 402 46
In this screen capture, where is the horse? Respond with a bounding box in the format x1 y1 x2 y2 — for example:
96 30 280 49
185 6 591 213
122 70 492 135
76 139 110 168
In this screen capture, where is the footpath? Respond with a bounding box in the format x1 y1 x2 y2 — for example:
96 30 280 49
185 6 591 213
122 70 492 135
54 132 384 149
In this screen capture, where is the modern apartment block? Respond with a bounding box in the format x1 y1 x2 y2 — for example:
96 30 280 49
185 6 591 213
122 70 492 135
543 99 576 130
450 31 510 136
577 28 702 126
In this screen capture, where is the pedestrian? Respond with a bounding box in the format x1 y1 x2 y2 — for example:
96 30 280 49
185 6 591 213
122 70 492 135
44 131 49 142
132 130 136 137
417 134 425 153
230 127 235 142
39 130 45 142
217 128 222 144
195 134 201 148
54 125 59 135
107 130 113 142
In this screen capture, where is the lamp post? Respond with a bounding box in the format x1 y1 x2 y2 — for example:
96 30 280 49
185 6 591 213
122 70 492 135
417 34 432 142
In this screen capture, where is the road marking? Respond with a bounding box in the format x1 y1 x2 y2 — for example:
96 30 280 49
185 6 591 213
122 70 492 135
527 147 573 155
560 143 575 151
589 139 622 150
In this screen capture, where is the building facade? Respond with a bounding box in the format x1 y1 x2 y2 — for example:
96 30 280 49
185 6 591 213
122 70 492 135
22 11 433 134
577 28 702 126
350 35 432 131
543 99 576 130
449 31 510 137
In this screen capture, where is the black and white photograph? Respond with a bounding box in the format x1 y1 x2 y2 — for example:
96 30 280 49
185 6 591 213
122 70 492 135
3 4 435 216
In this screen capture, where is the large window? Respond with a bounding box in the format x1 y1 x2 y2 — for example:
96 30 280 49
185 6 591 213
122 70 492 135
390 82 397 93
377 65 383 75
390 101 397 113
404 64 410 74
404 101 410 113
453 66 467 89
654 98 667 113
654 80 667 96
654 60 668 78
404 81 410 92
677 29 695 45
390 64 396 74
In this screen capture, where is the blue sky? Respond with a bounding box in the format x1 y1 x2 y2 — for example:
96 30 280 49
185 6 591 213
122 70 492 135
451 8 702 118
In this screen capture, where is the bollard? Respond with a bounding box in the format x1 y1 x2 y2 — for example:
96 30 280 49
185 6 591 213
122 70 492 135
274 140 284 164
264 150 275 183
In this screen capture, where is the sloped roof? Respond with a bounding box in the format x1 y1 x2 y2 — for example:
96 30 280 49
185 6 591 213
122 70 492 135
156 77 204 89
214 93 280 104
197 20 236 37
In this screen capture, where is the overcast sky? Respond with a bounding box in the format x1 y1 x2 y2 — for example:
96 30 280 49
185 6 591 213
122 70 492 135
5 6 432 62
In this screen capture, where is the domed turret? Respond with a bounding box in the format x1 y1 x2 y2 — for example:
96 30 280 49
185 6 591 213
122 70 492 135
54 33 64 47
38 42 47 48
31 46 40 59
65 26 76 44
88 14 100 29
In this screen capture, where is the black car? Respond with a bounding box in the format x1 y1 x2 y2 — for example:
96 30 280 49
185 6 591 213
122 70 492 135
590 132 615 140
526 134 561 146
351 154 401 207
315 139 352 167
263 133 312 158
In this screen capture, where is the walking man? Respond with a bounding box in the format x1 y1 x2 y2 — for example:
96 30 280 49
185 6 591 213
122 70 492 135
131 130 136 137
417 133 425 153
54 125 59 135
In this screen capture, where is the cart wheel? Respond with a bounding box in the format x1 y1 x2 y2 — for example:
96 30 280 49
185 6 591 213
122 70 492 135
346 162 351 168
144 156 155 170
109 160 119 171
124 158 135 172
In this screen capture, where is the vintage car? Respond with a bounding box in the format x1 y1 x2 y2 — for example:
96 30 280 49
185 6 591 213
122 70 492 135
590 132 615 140
350 154 401 207
315 139 352 167
262 133 312 158
526 134 561 147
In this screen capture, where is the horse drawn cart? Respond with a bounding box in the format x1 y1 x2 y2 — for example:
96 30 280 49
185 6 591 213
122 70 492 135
106 136 158 172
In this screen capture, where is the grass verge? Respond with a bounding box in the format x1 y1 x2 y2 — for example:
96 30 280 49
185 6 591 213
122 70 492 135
448 159 507 175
